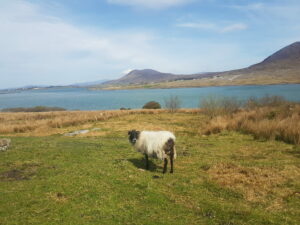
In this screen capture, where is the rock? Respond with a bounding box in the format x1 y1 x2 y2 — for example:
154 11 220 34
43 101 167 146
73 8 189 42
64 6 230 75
91 128 101 131
0 138 11 151
63 130 90 136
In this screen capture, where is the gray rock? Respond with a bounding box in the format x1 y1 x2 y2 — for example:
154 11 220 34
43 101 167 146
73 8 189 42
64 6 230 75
64 130 90 136
0 138 11 151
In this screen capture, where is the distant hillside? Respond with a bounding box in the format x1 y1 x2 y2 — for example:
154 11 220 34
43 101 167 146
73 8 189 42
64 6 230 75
104 69 178 85
103 69 216 85
217 41 300 77
256 41 300 65
96 41 300 89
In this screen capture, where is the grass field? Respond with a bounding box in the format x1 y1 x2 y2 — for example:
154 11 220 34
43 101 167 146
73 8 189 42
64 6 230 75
1 112 300 225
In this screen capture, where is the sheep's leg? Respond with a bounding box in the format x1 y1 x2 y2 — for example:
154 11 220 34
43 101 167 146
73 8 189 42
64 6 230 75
163 158 168 173
170 154 174 173
144 154 149 170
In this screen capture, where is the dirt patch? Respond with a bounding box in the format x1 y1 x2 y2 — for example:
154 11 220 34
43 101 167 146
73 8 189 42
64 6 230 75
0 169 28 181
48 192 68 203
0 161 42 181
208 163 298 209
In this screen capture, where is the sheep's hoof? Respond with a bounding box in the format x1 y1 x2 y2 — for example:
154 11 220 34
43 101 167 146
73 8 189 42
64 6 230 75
170 170 174 174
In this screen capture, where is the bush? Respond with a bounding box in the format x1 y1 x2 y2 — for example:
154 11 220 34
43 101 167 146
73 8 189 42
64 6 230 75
164 96 181 112
142 101 161 109
200 95 241 117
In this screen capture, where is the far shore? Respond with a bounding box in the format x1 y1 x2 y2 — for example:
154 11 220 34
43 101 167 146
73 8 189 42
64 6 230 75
90 72 300 91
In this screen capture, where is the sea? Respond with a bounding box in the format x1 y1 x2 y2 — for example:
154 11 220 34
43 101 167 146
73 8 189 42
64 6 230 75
0 84 300 111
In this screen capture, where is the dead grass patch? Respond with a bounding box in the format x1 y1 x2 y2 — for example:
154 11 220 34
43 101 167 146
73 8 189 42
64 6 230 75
0 109 201 136
203 104 300 145
208 163 300 209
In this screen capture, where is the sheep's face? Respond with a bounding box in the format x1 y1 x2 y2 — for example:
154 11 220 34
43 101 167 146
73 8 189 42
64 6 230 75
128 130 140 145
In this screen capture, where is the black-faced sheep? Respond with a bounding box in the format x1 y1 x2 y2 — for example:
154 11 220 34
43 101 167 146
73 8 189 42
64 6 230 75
128 130 176 173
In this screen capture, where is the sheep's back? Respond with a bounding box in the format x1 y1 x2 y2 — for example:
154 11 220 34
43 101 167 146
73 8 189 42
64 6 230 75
135 131 175 160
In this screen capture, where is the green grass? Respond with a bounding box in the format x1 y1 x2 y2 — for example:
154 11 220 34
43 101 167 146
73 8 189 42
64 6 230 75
0 113 299 225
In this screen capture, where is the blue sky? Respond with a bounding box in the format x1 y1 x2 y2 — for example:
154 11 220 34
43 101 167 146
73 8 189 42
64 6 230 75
0 0 299 89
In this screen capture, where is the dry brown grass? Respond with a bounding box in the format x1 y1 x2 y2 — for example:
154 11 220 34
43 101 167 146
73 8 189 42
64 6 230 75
203 104 300 145
0 109 201 136
208 162 300 209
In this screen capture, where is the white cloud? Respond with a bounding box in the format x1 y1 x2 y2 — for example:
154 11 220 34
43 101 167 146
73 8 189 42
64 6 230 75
221 23 248 33
177 22 247 33
122 69 133 74
107 0 194 9
0 1 173 88
177 22 217 29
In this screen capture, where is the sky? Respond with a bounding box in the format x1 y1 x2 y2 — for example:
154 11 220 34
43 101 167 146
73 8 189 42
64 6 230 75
0 0 299 89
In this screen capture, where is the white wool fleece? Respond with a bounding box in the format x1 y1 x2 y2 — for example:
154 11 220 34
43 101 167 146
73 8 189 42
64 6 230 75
133 131 176 160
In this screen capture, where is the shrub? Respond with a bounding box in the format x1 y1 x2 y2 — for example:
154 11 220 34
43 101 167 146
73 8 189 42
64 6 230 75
245 95 289 109
120 107 131 110
164 96 181 112
142 101 161 109
200 95 241 117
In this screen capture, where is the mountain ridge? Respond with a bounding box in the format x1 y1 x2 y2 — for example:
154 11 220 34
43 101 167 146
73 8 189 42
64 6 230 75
102 41 300 87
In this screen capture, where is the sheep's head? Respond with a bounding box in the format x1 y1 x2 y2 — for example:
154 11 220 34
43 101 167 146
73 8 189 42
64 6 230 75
128 130 140 145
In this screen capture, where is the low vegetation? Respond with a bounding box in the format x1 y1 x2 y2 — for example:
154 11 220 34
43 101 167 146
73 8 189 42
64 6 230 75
0 109 199 135
201 95 300 145
1 106 66 112
164 95 181 112
142 101 161 109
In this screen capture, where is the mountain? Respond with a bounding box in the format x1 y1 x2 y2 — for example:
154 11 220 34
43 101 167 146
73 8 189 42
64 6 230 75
219 41 300 75
103 69 195 85
97 41 300 88
257 41 300 64
105 69 177 84
104 69 215 85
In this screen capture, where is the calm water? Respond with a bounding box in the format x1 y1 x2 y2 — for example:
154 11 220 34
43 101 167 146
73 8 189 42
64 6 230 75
0 84 300 110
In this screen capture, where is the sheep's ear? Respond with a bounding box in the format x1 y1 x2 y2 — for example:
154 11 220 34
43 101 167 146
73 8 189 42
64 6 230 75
128 130 131 135
136 131 141 137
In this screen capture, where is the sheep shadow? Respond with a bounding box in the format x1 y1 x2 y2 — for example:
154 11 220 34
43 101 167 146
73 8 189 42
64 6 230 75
128 158 162 172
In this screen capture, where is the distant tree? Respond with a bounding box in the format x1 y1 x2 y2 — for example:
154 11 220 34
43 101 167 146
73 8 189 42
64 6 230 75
142 101 161 109
164 96 181 112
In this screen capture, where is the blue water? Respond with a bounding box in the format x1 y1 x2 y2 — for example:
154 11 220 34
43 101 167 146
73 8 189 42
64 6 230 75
0 84 300 110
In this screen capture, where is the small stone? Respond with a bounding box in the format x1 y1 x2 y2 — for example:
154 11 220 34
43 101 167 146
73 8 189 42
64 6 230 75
64 130 89 136
0 138 11 151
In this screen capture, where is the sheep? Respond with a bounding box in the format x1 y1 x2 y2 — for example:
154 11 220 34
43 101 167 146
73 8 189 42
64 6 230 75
128 130 176 173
